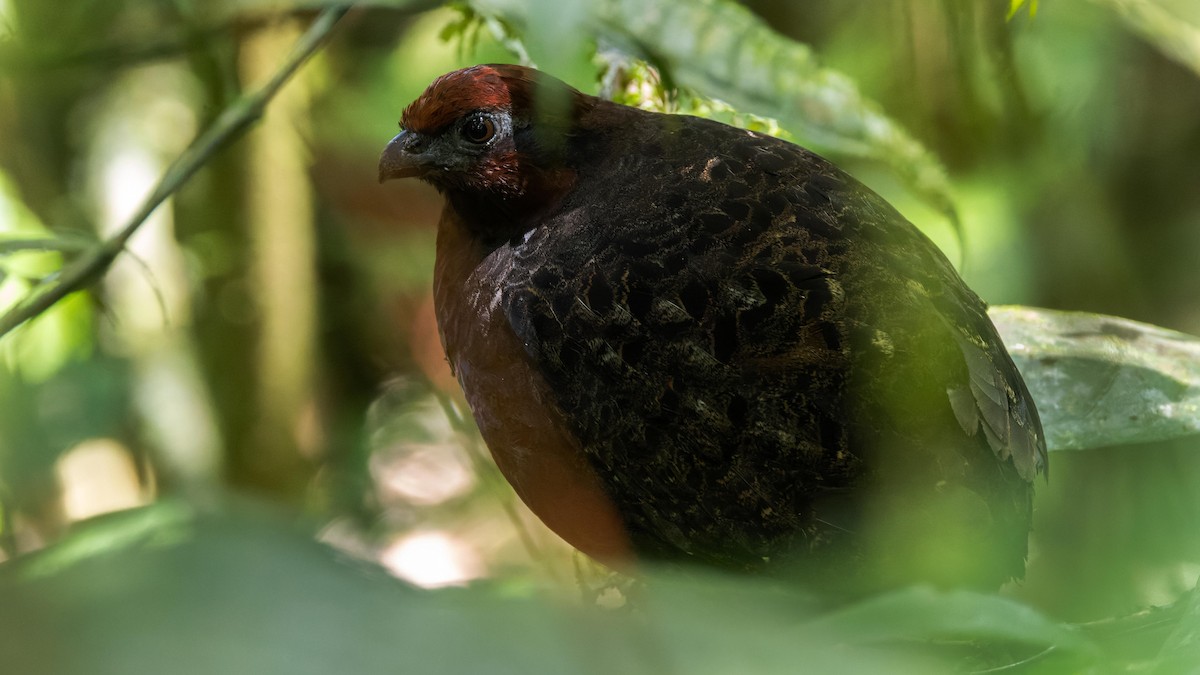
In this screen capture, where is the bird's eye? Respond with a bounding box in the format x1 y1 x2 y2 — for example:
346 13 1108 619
461 116 496 144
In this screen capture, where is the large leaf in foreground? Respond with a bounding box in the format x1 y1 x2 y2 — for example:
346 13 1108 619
990 306 1200 451
0 501 943 675
0 498 1113 674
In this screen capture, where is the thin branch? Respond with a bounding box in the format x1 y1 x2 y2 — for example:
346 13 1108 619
0 6 351 340
0 237 95 255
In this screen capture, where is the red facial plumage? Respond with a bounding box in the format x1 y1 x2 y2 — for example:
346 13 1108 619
401 65 515 133
400 64 573 134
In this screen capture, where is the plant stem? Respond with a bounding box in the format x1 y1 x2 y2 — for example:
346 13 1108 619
0 6 351 340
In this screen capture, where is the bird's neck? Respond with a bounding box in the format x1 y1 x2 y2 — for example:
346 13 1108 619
443 165 576 249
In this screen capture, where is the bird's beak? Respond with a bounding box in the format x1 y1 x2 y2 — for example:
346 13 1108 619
378 130 429 183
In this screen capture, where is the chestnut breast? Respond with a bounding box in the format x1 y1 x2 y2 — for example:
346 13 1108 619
432 206 632 563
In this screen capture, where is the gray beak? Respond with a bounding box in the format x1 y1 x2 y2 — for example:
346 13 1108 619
378 130 429 183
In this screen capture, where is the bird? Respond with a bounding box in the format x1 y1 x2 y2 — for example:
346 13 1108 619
378 64 1047 594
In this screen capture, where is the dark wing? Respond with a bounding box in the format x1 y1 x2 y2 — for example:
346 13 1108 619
498 111 1044 580
836 179 1048 483
781 142 1047 485
941 292 1047 482
810 159 1047 585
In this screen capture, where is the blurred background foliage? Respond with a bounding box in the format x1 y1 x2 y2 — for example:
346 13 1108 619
0 0 1199 672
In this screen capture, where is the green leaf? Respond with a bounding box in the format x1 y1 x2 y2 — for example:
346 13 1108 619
1095 0 1200 79
17 501 195 580
1008 0 1039 20
808 586 1093 654
0 500 969 675
0 178 94 381
990 306 1200 451
467 0 960 230
1154 580 1200 672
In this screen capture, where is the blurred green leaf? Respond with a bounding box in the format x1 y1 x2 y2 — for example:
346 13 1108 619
808 586 1095 666
520 0 592 89
18 501 194 580
1154 580 1200 672
465 0 959 229
0 176 93 382
0 500 976 675
991 306 1200 451
1096 0 1200 78
1008 0 1040 20
0 291 93 382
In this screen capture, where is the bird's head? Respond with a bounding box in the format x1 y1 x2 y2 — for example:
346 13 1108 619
379 64 596 226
